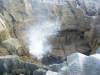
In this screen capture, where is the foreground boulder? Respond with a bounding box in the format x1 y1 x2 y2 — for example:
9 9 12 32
67 53 100 75
0 55 39 75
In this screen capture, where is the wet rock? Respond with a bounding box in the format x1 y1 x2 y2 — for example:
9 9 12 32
0 55 39 75
67 53 86 75
58 65 68 75
67 53 100 75
46 71 58 75
96 48 100 54
83 54 100 75
49 62 68 75
33 68 46 75
12 69 28 75
42 55 63 65
0 55 18 75
22 62 38 75
49 64 62 72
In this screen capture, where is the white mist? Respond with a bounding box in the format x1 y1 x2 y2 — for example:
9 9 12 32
27 21 60 59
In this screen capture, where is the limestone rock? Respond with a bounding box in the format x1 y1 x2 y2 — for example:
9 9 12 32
67 53 100 75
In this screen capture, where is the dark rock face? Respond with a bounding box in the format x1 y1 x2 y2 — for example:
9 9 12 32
51 29 91 57
0 55 39 75
42 55 63 65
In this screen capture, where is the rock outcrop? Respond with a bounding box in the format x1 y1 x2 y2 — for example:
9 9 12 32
0 0 33 56
33 0 92 58
0 55 40 75
0 0 98 59
66 53 100 75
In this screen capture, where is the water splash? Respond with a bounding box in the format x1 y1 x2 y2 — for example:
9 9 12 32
27 21 60 59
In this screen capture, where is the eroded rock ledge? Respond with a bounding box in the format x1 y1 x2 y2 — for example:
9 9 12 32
0 49 100 75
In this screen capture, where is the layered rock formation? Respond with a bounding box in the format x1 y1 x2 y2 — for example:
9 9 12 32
0 0 98 59
14 0 92 58
46 0 100 57
0 0 33 56
0 0 100 75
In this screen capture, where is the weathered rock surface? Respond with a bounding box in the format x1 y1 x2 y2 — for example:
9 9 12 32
20 0 92 59
0 0 100 75
0 53 100 75
1 0 99 59
0 16 11 42
0 0 33 56
47 0 100 57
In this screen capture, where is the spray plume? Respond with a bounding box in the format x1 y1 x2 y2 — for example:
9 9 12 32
27 21 60 59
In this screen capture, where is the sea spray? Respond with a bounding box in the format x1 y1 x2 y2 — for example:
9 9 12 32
27 21 60 59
